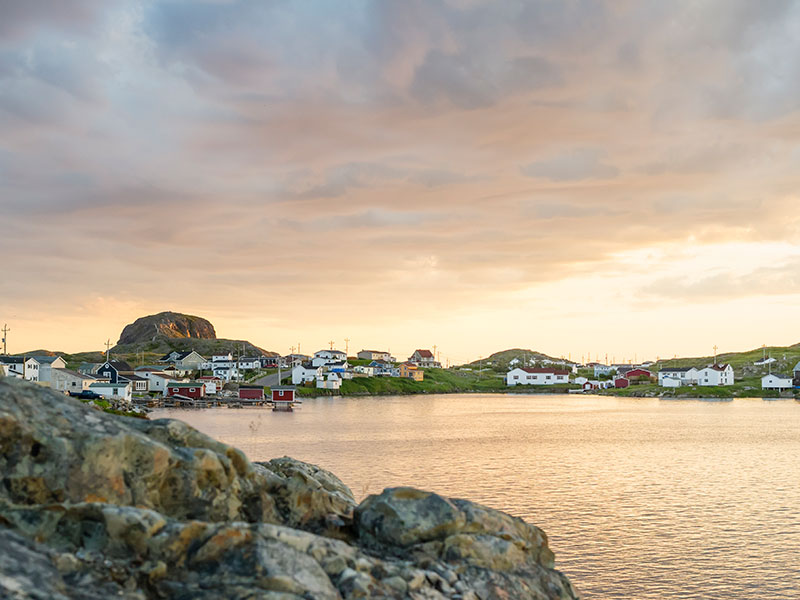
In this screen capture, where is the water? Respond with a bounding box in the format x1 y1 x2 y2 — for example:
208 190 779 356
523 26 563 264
152 394 800 599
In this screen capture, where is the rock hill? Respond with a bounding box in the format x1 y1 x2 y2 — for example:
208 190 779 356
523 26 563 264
118 311 217 345
0 379 579 599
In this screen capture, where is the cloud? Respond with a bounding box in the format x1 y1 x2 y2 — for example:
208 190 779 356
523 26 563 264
520 148 620 181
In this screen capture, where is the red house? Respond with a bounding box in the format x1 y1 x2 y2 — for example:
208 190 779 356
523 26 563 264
614 377 630 388
239 385 265 401
271 386 296 411
625 368 653 384
166 382 205 399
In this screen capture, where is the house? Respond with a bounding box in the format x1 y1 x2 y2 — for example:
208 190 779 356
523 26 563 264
661 377 682 388
505 368 570 386
51 368 95 393
238 385 265 401
754 357 777 366
119 373 148 393
0 356 41 381
357 350 394 361
354 365 376 377
325 360 349 374
398 362 424 381
78 362 101 375
408 349 441 368
88 381 132 404
166 382 205 399
794 361 800 388
312 350 347 367
95 361 133 384
582 380 604 391
292 363 323 385
573 376 588 385
30 355 67 383
368 360 394 375
658 367 699 386
284 354 310 368
135 369 175 393
159 350 206 373
271 386 296 408
696 364 734 386
239 357 262 370
593 364 613 377
614 377 630 388
197 376 222 395
624 368 654 384
316 372 342 390
762 373 793 391
260 356 280 368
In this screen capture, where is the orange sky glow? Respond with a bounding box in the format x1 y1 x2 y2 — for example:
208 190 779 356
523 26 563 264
2 1 799 364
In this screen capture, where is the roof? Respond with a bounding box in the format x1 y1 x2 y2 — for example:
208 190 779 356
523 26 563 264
660 366 695 373
762 373 792 380
413 349 434 358
519 368 570 375
272 386 296 391
104 361 133 371
119 372 146 381
54 368 94 380
239 384 264 390
704 363 731 372
159 352 179 361
89 381 130 388
168 382 202 388
31 355 63 365
0 356 24 364
794 361 800 372
314 349 346 356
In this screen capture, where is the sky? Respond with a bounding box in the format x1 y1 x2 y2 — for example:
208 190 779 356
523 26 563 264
1 0 800 365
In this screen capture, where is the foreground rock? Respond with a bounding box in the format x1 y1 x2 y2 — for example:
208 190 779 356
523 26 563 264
0 379 579 599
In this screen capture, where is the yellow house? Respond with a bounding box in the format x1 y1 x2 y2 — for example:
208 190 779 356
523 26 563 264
399 362 424 382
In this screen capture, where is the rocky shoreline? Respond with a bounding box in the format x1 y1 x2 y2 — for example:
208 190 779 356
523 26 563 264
0 378 579 599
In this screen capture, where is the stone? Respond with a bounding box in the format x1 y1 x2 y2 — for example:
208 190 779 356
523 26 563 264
0 379 579 599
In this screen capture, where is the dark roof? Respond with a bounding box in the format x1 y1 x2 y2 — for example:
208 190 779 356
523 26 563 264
31 355 63 365
519 368 570 375
660 366 695 372
705 363 731 371
272 386 296 391
159 351 179 361
105 361 133 371
168 382 202 388
119 372 146 381
239 384 264 390
0 356 24 364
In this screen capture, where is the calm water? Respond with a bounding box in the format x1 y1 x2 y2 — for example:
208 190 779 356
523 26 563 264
152 394 800 599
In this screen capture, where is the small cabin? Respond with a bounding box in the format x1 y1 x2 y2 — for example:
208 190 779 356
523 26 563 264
238 385 265 401
271 386 296 411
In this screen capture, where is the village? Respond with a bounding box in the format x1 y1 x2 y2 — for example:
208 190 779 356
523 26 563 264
2 336 799 410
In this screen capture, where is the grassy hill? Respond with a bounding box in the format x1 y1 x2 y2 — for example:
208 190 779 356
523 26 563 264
461 348 573 372
655 343 800 378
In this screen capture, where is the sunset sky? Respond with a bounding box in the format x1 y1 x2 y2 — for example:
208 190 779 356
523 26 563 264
2 1 800 365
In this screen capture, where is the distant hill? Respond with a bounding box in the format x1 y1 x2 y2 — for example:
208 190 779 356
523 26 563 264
656 343 800 377
117 311 216 345
462 348 573 370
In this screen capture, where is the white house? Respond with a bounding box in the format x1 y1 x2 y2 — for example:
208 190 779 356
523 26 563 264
357 350 393 361
239 357 261 370
696 364 734 386
31 355 67 383
793 361 800 378
0 357 41 381
147 372 174 393
354 365 376 376
592 364 613 377
51 369 95 393
89 381 132 404
658 367 699 386
292 364 323 384
506 368 570 386
408 349 442 368
312 350 347 367
661 377 682 388
762 373 793 391
572 376 588 385
754 357 777 366
316 372 342 390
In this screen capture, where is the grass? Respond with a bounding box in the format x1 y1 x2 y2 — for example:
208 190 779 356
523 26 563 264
599 376 794 399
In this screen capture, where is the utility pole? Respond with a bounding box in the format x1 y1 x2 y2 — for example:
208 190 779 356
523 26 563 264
297 342 301 355
329 340 335 350
104 339 112 362
1 324 9 356
344 338 350 356
713 344 718 365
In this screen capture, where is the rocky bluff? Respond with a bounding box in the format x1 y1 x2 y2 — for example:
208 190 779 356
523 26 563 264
0 378 579 599
117 311 217 345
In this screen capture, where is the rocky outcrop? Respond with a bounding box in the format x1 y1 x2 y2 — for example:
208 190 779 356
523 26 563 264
0 379 579 599
117 312 217 345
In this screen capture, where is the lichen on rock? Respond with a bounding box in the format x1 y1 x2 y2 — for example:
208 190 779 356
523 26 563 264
0 378 579 599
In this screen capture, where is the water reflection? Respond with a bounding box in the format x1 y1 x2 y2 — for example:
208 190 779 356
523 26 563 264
153 394 800 599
